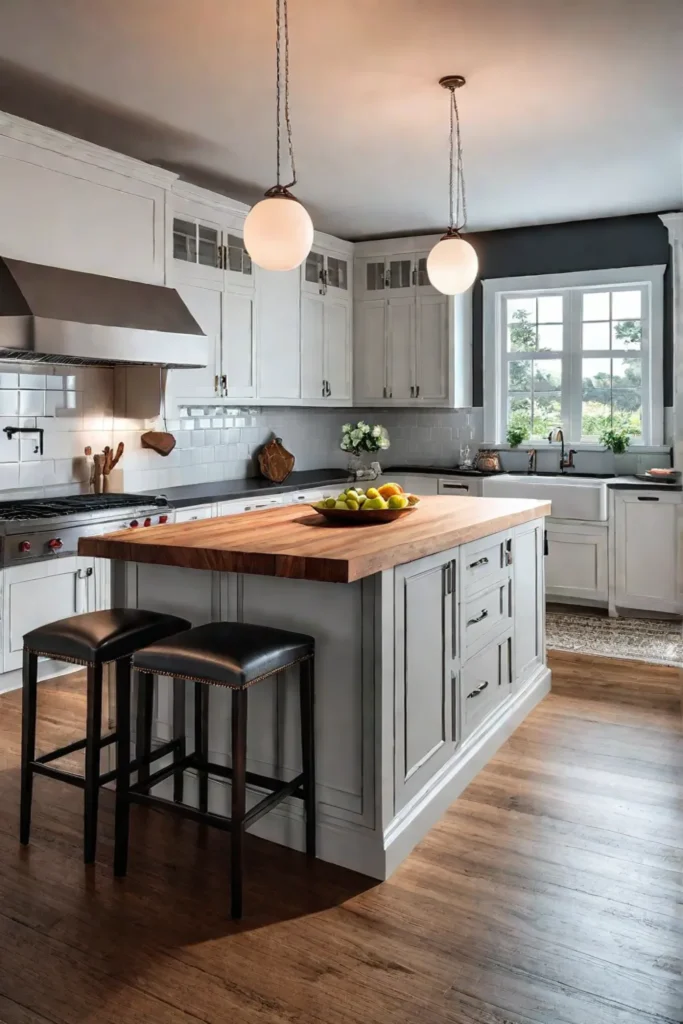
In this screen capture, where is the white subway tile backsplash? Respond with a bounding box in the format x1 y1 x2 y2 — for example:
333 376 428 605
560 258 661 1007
19 390 45 416
190 431 206 447
0 372 18 389
20 373 46 390
0 391 18 416
204 429 220 446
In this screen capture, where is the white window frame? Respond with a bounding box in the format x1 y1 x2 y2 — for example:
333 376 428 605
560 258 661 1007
483 265 666 448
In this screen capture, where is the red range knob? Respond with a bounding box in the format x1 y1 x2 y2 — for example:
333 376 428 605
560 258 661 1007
143 517 152 527
18 540 31 552
47 538 63 550
159 514 168 524
129 520 139 528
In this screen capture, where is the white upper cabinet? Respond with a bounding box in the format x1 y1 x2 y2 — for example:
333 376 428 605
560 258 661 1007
300 243 353 405
171 213 224 285
166 283 222 406
0 115 169 282
354 300 387 403
353 235 472 408
222 288 255 399
256 266 301 401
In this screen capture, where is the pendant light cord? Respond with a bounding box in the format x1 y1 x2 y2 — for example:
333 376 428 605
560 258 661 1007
448 87 467 233
275 0 297 189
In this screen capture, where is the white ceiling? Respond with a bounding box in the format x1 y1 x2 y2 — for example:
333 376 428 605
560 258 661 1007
0 0 681 239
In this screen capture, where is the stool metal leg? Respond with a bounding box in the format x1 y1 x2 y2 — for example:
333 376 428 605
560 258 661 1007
19 649 38 846
195 682 209 813
114 657 132 877
83 662 103 864
136 671 154 788
299 657 316 858
230 687 247 919
172 678 186 804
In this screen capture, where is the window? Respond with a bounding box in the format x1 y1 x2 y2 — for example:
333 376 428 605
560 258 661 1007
483 266 665 446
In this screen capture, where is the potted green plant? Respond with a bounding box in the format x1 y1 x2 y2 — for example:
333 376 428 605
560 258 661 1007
506 424 529 448
341 421 390 477
600 426 635 474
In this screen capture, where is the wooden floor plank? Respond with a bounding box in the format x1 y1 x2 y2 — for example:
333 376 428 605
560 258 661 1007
0 651 680 1024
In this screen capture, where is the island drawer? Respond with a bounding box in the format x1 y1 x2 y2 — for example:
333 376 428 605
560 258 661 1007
462 576 513 660
461 531 512 595
461 631 512 739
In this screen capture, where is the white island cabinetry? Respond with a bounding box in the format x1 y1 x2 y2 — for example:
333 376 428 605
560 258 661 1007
106 500 550 880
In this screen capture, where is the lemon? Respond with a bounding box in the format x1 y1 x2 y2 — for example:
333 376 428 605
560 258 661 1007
363 496 388 510
366 487 380 500
334 500 349 510
346 499 359 511
324 497 337 508
388 494 409 509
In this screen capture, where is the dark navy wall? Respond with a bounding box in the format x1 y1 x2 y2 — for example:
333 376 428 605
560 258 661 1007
468 213 672 406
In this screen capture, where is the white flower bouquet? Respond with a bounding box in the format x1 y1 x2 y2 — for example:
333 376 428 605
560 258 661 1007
340 421 390 456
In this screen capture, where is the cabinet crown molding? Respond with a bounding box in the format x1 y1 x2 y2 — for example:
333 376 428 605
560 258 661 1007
171 179 251 217
659 211 683 244
0 109 179 189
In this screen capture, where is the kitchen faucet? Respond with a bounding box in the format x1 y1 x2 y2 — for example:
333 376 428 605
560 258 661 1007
547 428 576 473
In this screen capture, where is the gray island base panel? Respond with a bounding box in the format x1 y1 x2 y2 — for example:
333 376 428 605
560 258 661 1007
112 518 549 880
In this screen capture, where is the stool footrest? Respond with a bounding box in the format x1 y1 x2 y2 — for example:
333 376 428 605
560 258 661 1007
126 754 306 834
32 762 86 788
34 731 116 766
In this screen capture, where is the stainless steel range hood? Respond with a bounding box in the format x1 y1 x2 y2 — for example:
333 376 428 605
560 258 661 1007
0 257 207 368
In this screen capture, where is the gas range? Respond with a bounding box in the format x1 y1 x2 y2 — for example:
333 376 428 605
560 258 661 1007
0 493 173 566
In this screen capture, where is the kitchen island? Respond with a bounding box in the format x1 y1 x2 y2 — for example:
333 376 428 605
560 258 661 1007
80 495 551 879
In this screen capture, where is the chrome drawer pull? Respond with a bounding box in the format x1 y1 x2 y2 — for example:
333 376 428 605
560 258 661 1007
468 556 489 570
466 680 489 699
467 608 489 626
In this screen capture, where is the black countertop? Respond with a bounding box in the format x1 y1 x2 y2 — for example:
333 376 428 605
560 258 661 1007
384 465 681 492
142 469 351 509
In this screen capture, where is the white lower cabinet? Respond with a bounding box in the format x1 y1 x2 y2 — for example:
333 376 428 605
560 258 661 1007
461 632 512 741
545 520 608 603
394 550 456 812
174 505 215 523
2 556 97 673
392 518 548 816
614 491 681 614
438 476 484 497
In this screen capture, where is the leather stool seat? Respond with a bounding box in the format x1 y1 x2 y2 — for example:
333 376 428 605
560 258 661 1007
24 609 192 665
133 621 314 688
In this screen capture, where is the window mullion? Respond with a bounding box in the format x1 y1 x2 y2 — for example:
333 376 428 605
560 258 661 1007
566 289 581 441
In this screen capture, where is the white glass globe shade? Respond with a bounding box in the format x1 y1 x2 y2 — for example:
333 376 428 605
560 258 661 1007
244 195 313 272
426 236 478 295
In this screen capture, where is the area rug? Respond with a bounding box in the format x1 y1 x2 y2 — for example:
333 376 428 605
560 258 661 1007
546 610 683 667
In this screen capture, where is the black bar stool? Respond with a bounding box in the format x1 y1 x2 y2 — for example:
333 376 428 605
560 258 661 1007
21 608 191 863
115 621 316 919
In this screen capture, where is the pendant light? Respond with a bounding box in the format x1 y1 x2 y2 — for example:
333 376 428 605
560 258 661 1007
427 75 478 295
244 0 313 271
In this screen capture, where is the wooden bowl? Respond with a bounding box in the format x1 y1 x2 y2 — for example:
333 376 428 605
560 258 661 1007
310 504 418 525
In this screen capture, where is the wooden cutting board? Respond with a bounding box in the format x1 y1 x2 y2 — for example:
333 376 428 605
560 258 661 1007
258 437 295 483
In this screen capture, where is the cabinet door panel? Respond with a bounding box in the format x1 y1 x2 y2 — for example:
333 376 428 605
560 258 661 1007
387 297 415 400
394 553 455 811
513 521 544 687
223 289 255 398
546 522 607 602
615 494 679 612
165 283 220 405
324 299 351 401
354 300 387 403
301 294 325 400
416 296 448 401
3 557 88 672
257 267 300 400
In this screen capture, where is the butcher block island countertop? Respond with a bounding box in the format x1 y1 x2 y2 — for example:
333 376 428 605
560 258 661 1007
79 495 551 583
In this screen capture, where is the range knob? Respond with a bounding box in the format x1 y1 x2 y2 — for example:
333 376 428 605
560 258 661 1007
129 520 139 528
143 517 152 527
18 540 31 553
159 514 169 524
47 538 63 551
